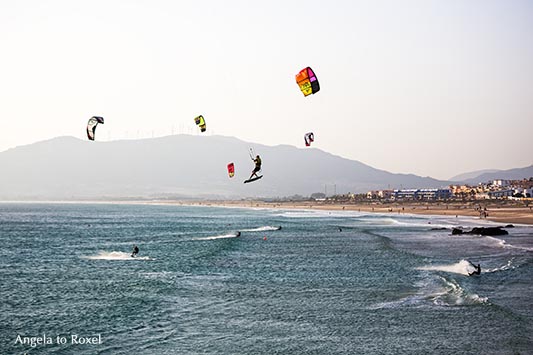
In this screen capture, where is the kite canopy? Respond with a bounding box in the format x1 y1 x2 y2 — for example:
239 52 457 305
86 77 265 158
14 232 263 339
227 163 235 178
304 132 314 147
87 116 104 141
194 115 206 132
295 67 320 96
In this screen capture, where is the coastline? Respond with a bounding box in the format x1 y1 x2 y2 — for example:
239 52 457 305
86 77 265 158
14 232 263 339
2 199 532 225
160 200 533 226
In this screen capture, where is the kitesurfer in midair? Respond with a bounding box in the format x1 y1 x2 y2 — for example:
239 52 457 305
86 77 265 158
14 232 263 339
131 245 139 258
249 155 262 180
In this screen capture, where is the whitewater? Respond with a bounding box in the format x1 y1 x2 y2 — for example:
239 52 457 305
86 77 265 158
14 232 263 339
1 203 532 354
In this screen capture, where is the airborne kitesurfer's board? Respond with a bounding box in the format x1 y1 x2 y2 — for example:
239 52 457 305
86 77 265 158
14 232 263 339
244 175 263 184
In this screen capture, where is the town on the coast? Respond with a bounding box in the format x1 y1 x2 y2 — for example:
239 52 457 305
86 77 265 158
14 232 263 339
265 178 533 212
364 178 533 202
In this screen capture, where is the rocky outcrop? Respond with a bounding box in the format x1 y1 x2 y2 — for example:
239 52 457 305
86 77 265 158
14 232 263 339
452 226 509 236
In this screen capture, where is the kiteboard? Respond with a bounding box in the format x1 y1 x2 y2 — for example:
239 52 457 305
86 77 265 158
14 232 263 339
244 175 263 184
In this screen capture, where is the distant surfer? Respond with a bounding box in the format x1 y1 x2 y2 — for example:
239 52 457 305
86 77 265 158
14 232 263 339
249 154 262 180
468 262 481 276
236 231 241 237
131 245 139 258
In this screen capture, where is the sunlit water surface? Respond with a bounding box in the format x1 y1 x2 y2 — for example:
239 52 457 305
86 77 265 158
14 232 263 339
1 203 532 354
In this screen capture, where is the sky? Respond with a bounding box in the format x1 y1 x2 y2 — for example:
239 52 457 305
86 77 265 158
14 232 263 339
1 0 532 180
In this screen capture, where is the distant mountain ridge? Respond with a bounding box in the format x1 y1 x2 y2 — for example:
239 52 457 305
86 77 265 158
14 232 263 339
0 135 451 200
449 169 500 182
457 165 533 185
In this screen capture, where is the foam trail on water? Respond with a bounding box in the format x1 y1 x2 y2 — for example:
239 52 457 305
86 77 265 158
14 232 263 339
240 226 281 232
84 251 152 261
417 259 475 276
484 259 516 273
193 233 239 241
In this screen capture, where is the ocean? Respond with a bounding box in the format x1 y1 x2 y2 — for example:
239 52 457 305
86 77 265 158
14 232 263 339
1 203 532 354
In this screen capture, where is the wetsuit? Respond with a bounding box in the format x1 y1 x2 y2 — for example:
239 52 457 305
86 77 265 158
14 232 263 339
468 264 481 276
131 246 139 257
253 157 261 172
251 156 262 177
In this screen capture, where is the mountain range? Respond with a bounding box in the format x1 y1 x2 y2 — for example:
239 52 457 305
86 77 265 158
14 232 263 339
449 169 500 182
0 135 454 200
453 165 533 185
0 135 531 200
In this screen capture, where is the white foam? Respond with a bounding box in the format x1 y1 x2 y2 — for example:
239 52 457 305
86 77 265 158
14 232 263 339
484 259 516 273
417 259 476 276
484 236 508 249
432 276 488 306
484 236 533 252
379 218 451 229
193 233 239 241
369 275 488 309
84 251 152 260
369 294 425 309
239 226 281 232
275 210 362 218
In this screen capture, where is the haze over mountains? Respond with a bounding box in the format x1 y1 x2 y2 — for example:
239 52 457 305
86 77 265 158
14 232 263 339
449 169 501 182
453 165 533 185
1 135 531 200
0 135 454 200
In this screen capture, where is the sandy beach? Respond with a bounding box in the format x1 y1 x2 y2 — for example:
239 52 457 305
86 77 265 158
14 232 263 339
159 200 533 226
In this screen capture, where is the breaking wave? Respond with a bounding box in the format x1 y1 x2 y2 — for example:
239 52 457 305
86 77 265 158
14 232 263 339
432 276 488 306
484 236 533 252
370 275 488 309
276 210 359 218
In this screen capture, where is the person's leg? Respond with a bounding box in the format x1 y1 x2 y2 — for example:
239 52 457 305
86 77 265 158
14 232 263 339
251 168 258 179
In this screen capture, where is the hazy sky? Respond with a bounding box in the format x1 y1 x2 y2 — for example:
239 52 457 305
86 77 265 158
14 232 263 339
1 0 532 180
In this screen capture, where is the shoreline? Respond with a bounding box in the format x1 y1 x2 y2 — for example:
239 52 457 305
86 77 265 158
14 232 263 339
2 199 532 225
168 200 533 226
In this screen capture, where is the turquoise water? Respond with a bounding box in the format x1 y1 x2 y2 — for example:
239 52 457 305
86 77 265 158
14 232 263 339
1 203 533 354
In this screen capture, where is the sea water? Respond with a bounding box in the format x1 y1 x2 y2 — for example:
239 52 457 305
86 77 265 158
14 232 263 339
1 203 532 354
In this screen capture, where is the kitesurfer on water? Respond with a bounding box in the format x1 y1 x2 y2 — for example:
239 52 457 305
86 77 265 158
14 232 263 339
468 262 481 276
249 155 262 180
131 245 139 258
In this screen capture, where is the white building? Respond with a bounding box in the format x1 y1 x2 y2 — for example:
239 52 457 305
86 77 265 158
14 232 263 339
492 179 510 187
488 189 514 198
393 188 452 200
378 190 394 199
